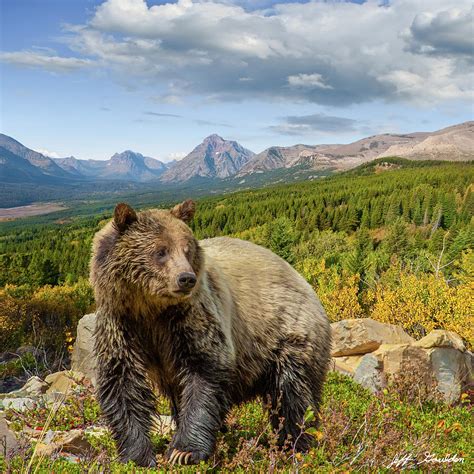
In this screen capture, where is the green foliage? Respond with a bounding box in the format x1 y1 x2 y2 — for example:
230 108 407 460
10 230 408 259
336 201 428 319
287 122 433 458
264 216 296 263
6 384 100 432
2 372 472 472
0 352 42 379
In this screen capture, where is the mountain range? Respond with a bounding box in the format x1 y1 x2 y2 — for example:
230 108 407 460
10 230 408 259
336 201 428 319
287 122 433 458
1 121 472 188
238 121 474 176
54 151 168 182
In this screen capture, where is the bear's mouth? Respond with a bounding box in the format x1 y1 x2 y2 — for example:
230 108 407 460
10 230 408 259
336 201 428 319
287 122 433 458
169 288 194 298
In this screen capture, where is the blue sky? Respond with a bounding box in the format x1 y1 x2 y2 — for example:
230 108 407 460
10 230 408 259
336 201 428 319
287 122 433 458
1 0 472 161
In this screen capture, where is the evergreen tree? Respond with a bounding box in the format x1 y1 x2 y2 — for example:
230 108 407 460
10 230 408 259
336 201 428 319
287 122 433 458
265 217 296 264
384 218 409 257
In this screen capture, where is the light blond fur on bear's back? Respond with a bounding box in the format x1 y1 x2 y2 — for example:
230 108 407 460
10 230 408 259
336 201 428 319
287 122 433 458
200 236 330 382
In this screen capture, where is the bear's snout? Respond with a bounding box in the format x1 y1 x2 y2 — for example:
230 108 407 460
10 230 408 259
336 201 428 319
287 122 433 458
177 272 197 291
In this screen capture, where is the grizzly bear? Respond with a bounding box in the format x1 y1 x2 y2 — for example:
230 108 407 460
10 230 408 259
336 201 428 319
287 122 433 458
90 200 331 466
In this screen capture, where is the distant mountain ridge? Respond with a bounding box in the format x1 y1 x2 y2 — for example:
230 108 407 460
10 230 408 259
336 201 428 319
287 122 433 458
0 134 71 180
54 151 168 182
0 135 171 183
161 134 255 182
238 121 474 176
0 122 472 187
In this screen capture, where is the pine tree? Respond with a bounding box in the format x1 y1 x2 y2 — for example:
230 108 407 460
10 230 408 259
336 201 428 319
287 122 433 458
384 218 409 257
265 217 296 264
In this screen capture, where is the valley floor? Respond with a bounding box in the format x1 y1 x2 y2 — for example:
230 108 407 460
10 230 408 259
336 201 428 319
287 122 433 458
0 203 67 221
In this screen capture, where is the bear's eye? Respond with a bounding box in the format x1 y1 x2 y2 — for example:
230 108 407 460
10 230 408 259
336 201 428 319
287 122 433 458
155 248 168 262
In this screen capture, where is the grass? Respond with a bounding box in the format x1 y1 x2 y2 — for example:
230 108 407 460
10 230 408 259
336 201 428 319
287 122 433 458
1 372 472 473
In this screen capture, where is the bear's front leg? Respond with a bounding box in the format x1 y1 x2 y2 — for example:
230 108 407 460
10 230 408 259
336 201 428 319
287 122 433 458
95 314 157 467
167 372 228 465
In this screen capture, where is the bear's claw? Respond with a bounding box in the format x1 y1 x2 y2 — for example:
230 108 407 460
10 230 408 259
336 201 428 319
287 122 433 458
169 448 193 465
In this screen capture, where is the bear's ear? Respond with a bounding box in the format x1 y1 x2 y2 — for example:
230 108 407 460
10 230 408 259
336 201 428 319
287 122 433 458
114 202 137 233
170 199 195 223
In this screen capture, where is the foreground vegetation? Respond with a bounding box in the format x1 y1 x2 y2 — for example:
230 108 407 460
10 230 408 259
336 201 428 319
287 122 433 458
1 372 472 472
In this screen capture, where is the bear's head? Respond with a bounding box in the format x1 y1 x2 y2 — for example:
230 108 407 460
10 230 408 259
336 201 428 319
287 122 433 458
97 200 203 302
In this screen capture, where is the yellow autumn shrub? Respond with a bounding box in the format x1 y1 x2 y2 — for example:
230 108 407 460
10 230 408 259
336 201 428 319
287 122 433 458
368 272 473 345
298 258 364 321
0 280 94 353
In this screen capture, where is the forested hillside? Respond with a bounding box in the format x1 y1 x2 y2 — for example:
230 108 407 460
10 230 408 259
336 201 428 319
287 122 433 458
0 158 473 359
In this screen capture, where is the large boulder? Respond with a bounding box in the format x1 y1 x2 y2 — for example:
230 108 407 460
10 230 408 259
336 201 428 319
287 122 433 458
71 313 97 385
414 330 466 352
44 371 85 402
331 318 414 357
372 344 432 382
329 355 363 375
427 347 468 404
353 353 385 393
11 376 49 397
330 326 472 404
463 351 473 383
34 429 92 457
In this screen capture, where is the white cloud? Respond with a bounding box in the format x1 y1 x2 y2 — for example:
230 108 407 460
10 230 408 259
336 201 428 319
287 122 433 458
405 6 473 58
35 148 61 158
166 151 187 162
2 0 473 106
0 50 93 72
288 73 333 89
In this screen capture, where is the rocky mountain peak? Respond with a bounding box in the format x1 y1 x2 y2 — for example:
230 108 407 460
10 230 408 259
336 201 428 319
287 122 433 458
160 135 255 182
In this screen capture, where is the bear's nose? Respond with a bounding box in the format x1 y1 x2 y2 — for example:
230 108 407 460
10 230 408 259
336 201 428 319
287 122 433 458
177 272 197 290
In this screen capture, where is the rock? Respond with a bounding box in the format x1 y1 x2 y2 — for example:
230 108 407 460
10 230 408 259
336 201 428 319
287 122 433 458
353 354 385 393
0 414 19 456
463 351 473 385
57 429 92 455
414 330 466 352
329 355 363 375
45 371 84 398
331 319 415 357
372 344 431 380
1 397 36 412
34 429 92 457
427 348 466 404
372 343 470 403
71 313 97 385
13 376 48 397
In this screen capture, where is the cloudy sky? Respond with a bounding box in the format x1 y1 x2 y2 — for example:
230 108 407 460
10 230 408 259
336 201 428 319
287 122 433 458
1 0 473 161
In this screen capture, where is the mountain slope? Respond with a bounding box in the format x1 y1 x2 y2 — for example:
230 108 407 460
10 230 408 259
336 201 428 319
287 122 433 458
378 122 474 161
237 144 323 176
0 134 72 179
161 134 255 182
239 121 473 176
97 151 167 181
0 146 58 183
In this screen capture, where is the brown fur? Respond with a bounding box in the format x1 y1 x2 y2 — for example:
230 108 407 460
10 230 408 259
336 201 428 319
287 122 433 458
90 201 331 466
